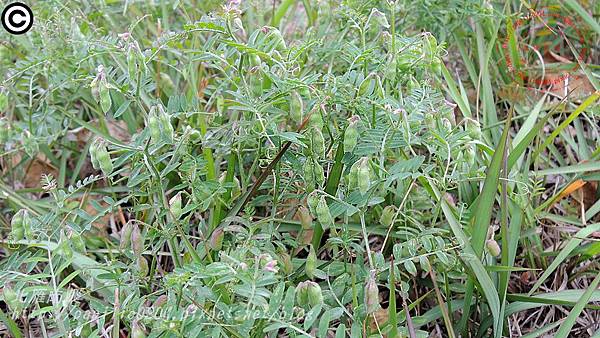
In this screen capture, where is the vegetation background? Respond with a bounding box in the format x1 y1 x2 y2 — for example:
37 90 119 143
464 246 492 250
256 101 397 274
0 0 599 337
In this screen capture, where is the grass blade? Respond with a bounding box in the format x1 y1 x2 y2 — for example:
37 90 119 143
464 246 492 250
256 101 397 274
554 271 600 338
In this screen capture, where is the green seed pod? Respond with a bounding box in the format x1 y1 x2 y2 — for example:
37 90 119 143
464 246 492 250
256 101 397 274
309 112 324 130
370 8 390 29
379 205 396 227
147 107 161 141
71 232 86 253
364 272 380 314
316 196 333 229
131 320 146 338
10 209 27 241
22 130 39 158
90 76 100 103
314 163 325 187
297 206 312 230
57 232 73 260
357 157 371 195
303 159 316 192
486 239 501 257
305 245 317 279
137 256 149 277
464 118 482 140
2 285 20 311
296 281 322 309
120 221 134 250
267 28 286 51
307 191 319 215
188 128 201 143
280 252 293 276
209 227 224 251
99 80 112 114
131 224 144 257
464 143 476 167
248 54 261 68
127 45 137 83
290 91 303 124
384 56 397 80
348 161 359 189
157 106 174 143
344 117 360 153
295 281 310 308
169 192 183 220
310 128 325 158
407 76 419 91
92 139 113 177
306 281 323 307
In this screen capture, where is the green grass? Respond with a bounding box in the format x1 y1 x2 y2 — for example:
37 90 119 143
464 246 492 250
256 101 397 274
0 0 599 337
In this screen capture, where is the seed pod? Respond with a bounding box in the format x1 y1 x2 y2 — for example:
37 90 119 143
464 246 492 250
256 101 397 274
307 192 319 215
92 139 113 177
384 56 397 80
57 232 73 260
127 47 137 83
2 285 20 311
380 205 396 227
296 281 322 309
344 118 359 153
209 227 224 251
169 192 183 220
290 91 303 124
90 76 100 103
131 320 146 338
370 8 390 29
309 112 324 130
364 272 380 314
316 196 333 230
266 28 286 51
71 232 86 253
464 118 482 140
295 281 310 308
464 143 476 167
22 130 39 158
303 159 316 192
357 157 371 195
306 281 323 307
99 80 112 113
157 105 174 143
188 128 201 143
137 256 149 277
486 239 501 257
309 128 325 158
120 221 134 250
10 209 27 241
297 206 313 230
278 252 293 275
348 161 359 189
131 224 144 257
305 245 317 279
147 107 161 141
